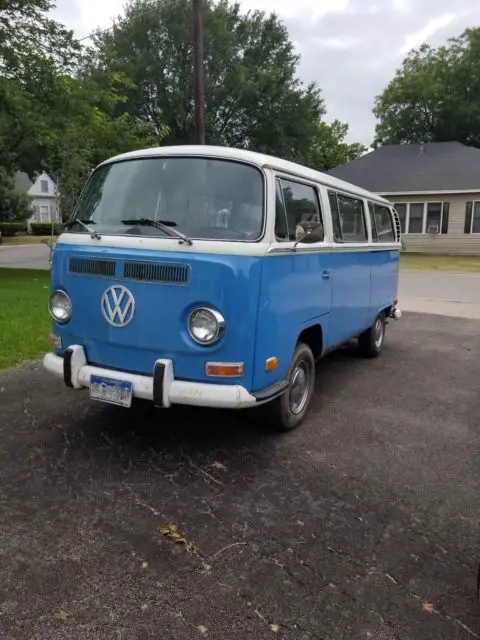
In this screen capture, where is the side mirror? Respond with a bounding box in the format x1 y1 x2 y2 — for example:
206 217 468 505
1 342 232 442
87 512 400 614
293 221 324 248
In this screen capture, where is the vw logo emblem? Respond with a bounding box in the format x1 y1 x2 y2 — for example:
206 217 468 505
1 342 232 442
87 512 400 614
101 285 135 328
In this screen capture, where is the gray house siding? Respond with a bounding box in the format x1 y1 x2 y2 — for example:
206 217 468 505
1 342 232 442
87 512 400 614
386 193 480 255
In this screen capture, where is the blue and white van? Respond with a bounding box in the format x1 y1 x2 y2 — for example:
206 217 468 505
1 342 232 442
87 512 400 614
43 145 401 431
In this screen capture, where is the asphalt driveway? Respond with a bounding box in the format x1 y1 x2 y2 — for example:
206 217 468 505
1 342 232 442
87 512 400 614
1 313 479 639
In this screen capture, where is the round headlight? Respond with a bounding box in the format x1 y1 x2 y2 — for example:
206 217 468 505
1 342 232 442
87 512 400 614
188 307 225 345
49 290 72 323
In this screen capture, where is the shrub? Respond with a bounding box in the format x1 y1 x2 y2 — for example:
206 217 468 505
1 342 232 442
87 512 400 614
30 223 62 236
0 222 26 236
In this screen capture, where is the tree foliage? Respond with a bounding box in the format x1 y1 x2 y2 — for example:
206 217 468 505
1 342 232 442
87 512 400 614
1 0 364 222
0 169 32 223
307 120 366 171
92 0 325 162
374 28 480 148
45 69 169 217
0 0 169 217
0 0 82 175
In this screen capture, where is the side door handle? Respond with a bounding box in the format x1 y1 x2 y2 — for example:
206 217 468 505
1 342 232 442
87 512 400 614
321 270 332 280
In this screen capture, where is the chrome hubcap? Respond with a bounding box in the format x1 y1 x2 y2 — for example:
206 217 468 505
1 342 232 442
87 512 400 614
374 317 384 348
289 360 311 415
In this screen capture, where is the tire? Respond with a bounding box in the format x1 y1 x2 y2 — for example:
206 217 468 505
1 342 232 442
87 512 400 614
263 342 315 432
358 312 385 358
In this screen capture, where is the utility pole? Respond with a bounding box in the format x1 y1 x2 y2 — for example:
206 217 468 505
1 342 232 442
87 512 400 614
192 0 205 144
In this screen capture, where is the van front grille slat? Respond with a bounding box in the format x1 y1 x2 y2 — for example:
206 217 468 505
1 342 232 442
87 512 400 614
123 261 190 285
69 257 116 277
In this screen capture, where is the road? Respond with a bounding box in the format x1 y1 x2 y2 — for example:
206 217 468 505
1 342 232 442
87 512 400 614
1 313 479 639
0 243 52 270
400 271 480 319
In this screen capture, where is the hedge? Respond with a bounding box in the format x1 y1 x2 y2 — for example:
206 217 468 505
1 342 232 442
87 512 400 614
30 223 62 236
0 222 26 237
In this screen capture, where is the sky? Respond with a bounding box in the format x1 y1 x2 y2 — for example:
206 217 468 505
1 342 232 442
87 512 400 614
52 0 480 146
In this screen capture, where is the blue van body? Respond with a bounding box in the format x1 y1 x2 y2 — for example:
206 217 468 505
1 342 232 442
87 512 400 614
44 145 401 426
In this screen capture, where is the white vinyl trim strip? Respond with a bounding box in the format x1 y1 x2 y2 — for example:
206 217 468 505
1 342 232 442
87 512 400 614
57 233 400 257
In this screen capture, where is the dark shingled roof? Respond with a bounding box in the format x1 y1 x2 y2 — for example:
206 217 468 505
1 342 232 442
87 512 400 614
327 142 480 193
13 172 33 194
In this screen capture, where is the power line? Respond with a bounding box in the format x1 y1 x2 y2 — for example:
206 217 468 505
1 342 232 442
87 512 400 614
77 0 184 43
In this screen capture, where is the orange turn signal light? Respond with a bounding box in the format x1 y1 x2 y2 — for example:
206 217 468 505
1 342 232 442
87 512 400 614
50 334 62 349
206 362 244 377
265 357 278 372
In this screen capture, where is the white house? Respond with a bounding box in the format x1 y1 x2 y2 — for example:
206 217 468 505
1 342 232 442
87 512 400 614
14 171 60 227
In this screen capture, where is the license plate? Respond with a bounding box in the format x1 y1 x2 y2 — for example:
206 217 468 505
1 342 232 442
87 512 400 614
89 375 133 407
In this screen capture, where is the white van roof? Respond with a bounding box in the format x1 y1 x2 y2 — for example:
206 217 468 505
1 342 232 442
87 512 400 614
100 145 392 206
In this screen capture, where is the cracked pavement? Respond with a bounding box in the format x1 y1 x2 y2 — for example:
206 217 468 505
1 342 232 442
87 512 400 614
0 312 479 639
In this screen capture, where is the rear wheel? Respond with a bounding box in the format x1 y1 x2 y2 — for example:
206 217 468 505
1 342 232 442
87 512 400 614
263 342 315 432
358 312 385 358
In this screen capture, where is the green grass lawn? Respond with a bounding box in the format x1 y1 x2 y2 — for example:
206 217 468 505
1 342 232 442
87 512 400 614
2 235 56 246
400 253 480 273
0 269 51 370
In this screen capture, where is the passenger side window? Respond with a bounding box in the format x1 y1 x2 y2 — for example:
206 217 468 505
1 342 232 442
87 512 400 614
329 191 367 243
369 202 395 243
278 178 323 241
328 191 343 242
274 179 289 241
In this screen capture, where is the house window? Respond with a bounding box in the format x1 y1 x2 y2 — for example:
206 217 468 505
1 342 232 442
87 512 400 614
39 205 50 222
40 180 48 194
369 203 395 243
277 178 323 241
425 203 442 233
394 202 449 234
329 191 367 243
408 203 424 233
464 201 480 234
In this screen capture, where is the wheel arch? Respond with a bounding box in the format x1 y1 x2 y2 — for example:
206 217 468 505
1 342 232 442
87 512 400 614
297 321 324 361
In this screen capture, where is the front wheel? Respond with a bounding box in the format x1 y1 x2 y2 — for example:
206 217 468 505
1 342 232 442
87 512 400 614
358 312 386 358
263 342 315 432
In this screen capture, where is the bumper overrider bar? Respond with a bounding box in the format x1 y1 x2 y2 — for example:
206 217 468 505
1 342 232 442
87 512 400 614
43 345 287 409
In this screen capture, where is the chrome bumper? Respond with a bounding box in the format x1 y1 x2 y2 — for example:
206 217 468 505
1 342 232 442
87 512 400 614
43 345 258 409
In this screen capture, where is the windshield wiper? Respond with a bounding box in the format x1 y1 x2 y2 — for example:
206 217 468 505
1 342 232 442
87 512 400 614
121 218 192 245
66 218 101 240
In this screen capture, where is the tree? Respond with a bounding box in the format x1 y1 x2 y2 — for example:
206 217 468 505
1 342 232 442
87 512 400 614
0 1 170 217
0 0 82 175
45 71 170 218
306 120 366 171
0 169 32 223
91 0 325 163
373 28 480 148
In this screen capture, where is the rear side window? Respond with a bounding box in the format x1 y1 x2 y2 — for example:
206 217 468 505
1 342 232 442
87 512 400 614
369 202 395 243
329 191 367 243
276 178 323 241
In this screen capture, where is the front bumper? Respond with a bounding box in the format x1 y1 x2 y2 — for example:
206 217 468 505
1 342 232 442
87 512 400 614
43 345 258 409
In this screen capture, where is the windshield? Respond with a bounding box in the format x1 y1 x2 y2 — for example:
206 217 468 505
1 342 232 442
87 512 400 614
69 157 265 242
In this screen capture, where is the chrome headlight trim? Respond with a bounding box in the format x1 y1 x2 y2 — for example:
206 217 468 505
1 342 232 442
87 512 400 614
187 307 225 345
48 289 72 323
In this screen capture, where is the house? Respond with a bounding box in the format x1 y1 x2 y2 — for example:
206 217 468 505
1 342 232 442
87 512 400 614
327 141 480 254
14 171 60 228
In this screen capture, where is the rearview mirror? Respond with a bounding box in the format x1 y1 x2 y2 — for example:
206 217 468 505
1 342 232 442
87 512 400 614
293 221 324 249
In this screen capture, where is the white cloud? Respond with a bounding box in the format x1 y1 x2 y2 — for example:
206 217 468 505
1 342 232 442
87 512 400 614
400 14 457 54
